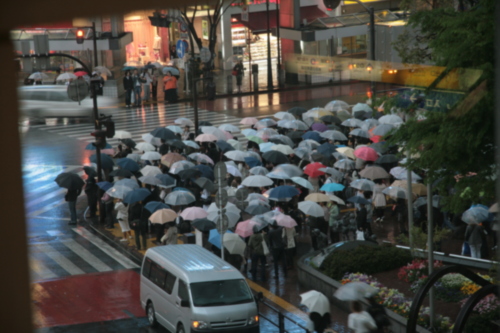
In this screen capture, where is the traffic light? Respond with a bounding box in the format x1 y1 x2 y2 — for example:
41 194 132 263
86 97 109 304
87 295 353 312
91 130 107 149
149 12 171 27
103 118 115 138
76 29 85 44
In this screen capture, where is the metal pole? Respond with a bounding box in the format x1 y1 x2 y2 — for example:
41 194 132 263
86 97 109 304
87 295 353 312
276 0 282 87
92 22 98 68
369 7 376 101
266 0 273 89
192 78 199 135
495 0 500 290
427 182 435 328
406 155 414 250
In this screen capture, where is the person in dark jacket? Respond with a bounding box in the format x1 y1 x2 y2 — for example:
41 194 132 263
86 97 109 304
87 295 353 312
65 187 82 225
248 228 267 281
366 296 390 333
129 202 149 250
268 223 287 279
84 177 98 218
356 203 368 232
123 70 134 108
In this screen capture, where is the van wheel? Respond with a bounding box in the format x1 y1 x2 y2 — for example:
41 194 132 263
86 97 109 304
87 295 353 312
177 324 185 333
146 302 158 327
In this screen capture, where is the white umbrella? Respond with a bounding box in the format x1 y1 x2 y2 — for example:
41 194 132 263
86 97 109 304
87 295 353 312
291 177 314 190
114 178 140 189
56 72 77 81
299 139 321 150
342 118 364 128
320 130 348 142
259 142 274 153
242 175 274 187
169 160 195 174
246 193 269 202
141 151 162 161
136 142 156 152
379 114 404 125
219 124 240 133
319 167 343 180
390 166 422 180
183 140 200 149
334 282 378 301
300 290 330 316
140 165 162 177
334 159 355 170
208 211 241 228
126 153 141 163
138 175 162 186
223 233 246 255
225 150 249 162
240 117 258 125
225 163 242 177
166 125 183 134
361 119 380 131
202 126 227 141
149 209 177 224
268 164 303 179
349 128 371 139
114 130 132 139
29 72 49 80
180 207 208 220
207 202 241 215
279 120 309 131
270 144 294 155
249 166 269 176
350 179 375 191
352 103 373 114
274 111 296 120
256 128 279 140
165 191 196 206
141 133 162 146
242 128 257 137
94 66 112 76
227 139 243 151
462 206 489 224
106 185 133 199
188 153 214 165
269 134 295 148
328 194 345 205
324 100 349 111
382 186 413 200
298 201 324 217
175 118 194 127
255 118 277 129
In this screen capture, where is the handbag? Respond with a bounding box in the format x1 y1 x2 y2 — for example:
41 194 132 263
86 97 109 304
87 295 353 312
262 239 270 256
232 69 238 76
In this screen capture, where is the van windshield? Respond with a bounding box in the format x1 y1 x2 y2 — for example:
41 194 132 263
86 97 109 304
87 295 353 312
190 279 253 307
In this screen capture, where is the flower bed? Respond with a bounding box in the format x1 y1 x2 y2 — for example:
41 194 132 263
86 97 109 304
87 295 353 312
342 273 454 333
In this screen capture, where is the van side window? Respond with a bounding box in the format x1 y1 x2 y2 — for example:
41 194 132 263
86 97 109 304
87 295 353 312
178 280 189 302
164 271 176 294
142 258 152 277
150 262 167 289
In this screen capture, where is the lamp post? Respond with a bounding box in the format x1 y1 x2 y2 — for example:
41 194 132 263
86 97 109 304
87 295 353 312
266 0 273 89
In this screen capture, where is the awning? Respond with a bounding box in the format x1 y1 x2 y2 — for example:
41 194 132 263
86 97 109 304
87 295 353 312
232 6 327 34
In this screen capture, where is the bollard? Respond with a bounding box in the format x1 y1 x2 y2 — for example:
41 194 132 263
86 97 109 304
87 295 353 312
226 75 233 94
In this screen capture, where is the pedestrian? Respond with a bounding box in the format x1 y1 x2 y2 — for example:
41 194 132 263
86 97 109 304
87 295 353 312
282 225 297 269
393 198 408 235
182 125 191 141
129 202 148 250
65 186 82 225
366 296 390 333
268 222 287 278
311 228 328 250
307 311 332 333
102 192 115 229
356 203 368 234
141 68 153 103
114 198 132 242
84 175 98 218
233 60 244 93
123 70 133 107
328 201 340 243
161 224 178 245
372 180 386 223
91 71 105 96
348 300 377 333
163 71 178 103
248 227 268 281
464 222 485 259
151 69 159 101
132 68 145 107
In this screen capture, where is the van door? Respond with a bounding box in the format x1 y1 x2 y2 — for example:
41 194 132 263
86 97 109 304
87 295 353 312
162 270 178 332
174 279 191 332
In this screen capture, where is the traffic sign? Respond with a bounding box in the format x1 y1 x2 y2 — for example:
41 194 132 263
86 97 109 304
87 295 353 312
176 40 188 58
200 47 211 63
215 188 228 209
214 162 227 182
67 80 88 102
235 187 249 201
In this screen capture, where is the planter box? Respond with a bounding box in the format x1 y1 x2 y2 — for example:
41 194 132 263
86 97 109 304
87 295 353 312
297 253 431 333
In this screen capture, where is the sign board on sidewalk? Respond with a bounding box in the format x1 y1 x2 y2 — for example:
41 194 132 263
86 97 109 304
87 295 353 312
214 162 227 182
215 188 228 209
217 213 229 234
67 80 89 102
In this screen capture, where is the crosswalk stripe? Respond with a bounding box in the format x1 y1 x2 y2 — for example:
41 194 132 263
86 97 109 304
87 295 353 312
30 257 58 280
72 227 139 269
60 238 113 272
35 243 85 275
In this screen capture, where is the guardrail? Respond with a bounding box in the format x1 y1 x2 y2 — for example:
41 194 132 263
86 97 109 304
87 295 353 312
256 293 309 333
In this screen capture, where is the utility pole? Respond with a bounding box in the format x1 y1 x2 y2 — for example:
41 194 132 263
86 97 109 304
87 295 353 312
266 0 273 89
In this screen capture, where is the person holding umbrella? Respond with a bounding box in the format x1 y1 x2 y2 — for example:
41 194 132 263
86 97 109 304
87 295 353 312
115 198 132 242
348 301 377 333
129 201 149 251
248 227 268 282
123 70 133 108
163 71 178 103
55 172 84 225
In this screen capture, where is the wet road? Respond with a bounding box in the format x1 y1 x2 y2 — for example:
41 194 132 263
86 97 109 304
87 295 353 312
21 85 371 332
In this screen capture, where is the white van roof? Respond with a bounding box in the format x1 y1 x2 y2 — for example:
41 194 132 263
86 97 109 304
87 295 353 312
144 245 243 284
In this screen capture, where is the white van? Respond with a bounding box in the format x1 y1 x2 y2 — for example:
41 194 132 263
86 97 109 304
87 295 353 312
140 244 260 333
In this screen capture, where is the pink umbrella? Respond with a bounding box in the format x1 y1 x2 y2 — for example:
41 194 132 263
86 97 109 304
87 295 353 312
235 220 258 238
311 123 328 132
354 146 379 162
180 207 208 220
195 134 218 142
240 117 258 125
221 130 233 140
273 213 297 228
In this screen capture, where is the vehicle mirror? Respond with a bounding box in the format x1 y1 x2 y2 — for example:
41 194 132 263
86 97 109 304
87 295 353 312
180 299 190 307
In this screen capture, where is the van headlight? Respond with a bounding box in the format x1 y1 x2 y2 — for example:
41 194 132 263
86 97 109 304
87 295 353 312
248 315 259 325
192 320 209 329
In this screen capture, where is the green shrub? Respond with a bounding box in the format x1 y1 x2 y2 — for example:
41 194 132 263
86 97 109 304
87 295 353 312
320 244 413 280
464 310 500 333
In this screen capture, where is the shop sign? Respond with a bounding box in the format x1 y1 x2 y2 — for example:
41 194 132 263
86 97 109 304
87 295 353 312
179 21 189 40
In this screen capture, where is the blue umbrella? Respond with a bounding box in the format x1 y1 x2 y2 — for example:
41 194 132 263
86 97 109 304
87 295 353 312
123 188 151 204
268 185 300 201
193 164 214 180
97 181 113 191
208 229 234 249
89 153 114 170
122 66 137 71
155 174 177 188
85 142 112 150
215 140 234 153
347 196 370 205
144 201 170 213
320 183 345 192
115 178 140 189
150 127 177 141
317 143 337 157
116 158 141 173
302 131 322 143
162 66 180 76
173 187 193 193
244 157 262 168
462 206 489 224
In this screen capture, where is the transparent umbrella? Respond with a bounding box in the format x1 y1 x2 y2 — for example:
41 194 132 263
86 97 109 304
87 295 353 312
165 190 196 206
334 282 378 301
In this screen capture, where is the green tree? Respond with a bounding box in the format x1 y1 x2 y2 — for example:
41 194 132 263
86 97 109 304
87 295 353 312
388 0 495 213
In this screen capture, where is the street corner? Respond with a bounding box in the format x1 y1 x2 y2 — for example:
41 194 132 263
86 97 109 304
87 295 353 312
32 270 144 328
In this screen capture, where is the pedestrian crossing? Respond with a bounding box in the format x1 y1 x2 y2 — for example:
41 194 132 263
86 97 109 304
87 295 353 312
30 103 267 149
29 227 139 282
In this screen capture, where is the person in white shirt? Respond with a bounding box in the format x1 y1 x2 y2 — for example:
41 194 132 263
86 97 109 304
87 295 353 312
114 199 132 241
141 69 153 103
348 301 377 333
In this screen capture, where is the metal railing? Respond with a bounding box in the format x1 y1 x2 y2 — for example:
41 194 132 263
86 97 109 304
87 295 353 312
256 294 309 333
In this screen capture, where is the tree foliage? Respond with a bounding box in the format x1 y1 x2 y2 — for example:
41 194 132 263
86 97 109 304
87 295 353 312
388 0 496 213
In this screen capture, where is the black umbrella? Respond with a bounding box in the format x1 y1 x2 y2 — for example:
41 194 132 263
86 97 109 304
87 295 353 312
155 174 177 188
316 143 337 157
178 168 202 181
375 154 399 165
120 138 136 149
150 127 177 141
321 115 342 125
83 166 97 178
109 168 133 178
288 106 307 117
327 124 342 131
286 131 305 141
89 153 114 170
194 177 215 192
192 218 216 232
370 142 391 155
311 153 328 164
347 196 370 205
262 150 289 165
215 140 234 153
199 121 213 126
167 139 186 150
268 137 285 145
55 172 84 190
247 140 260 151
